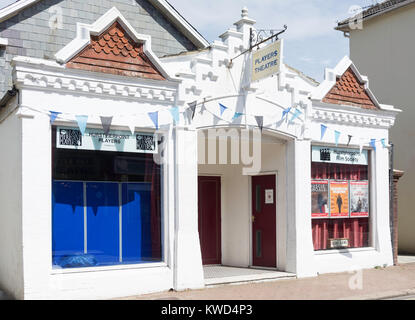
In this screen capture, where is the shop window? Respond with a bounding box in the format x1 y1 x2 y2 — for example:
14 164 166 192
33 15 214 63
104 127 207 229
51 127 163 268
311 146 371 251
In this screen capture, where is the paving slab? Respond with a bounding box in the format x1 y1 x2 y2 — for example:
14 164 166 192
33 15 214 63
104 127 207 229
118 263 415 300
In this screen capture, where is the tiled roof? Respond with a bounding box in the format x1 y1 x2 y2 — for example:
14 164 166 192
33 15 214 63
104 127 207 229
336 0 415 29
67 21 165 80
322 67 378 110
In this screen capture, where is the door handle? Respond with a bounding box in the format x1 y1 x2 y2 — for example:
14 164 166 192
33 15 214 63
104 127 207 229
252 215 256 223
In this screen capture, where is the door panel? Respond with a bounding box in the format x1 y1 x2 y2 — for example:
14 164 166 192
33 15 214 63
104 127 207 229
252 175 276 267
198 176 221 265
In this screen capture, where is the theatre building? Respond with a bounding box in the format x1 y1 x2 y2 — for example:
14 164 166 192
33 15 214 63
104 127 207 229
0 1 401 299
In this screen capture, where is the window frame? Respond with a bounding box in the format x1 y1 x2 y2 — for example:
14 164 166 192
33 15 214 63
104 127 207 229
310 143 375 252
50 125 170 272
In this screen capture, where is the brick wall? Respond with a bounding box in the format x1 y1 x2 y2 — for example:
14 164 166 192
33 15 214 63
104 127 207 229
0 0 197 95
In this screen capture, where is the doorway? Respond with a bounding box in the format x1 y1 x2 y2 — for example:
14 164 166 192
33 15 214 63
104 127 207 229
198 176 221 265
251 175 276 268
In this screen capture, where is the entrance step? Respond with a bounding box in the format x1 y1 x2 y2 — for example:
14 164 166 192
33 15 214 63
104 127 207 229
204 265 296 286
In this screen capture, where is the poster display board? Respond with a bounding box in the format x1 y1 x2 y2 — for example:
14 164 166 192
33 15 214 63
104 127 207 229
329 181 349 218
311 180 329 218
350 181 369 218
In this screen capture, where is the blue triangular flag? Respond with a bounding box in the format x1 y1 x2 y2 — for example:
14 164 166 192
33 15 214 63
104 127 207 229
321 124 328 140
370 139 377 151
289 109 302 124
334 131 341 146
219 103 228 116
49 111 61 125
381 138 387 148
281 107 291 121
232 112 243 120
75 115 88 135
149 111 159 130
169 107 180 125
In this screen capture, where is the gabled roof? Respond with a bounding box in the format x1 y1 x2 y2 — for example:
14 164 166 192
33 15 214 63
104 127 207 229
56 7 173 81
336 0 415 30
311 56 395 111
67 21 165 80
0 0 209 49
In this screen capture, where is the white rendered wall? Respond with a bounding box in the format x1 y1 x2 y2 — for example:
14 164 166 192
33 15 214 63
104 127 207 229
348 4 415 253
308 121 394 274
0 103 24 299
16 88 179 300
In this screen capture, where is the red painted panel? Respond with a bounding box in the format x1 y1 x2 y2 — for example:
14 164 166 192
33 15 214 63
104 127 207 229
198 176 221 265
252 175 276 268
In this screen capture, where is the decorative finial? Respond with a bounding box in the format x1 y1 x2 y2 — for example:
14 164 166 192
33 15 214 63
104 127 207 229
241 7 248 18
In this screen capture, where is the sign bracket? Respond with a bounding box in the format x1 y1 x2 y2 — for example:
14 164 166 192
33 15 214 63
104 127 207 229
228 25 287 67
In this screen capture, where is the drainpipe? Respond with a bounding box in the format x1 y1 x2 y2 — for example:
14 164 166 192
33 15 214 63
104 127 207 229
389 143 395 263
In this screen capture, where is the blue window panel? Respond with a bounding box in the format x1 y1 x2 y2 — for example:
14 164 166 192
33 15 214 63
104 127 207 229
122 183 153 263
52 181 84 266
86 182 119 265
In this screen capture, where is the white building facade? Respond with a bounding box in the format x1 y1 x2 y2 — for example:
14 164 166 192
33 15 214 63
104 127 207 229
0 4 400 299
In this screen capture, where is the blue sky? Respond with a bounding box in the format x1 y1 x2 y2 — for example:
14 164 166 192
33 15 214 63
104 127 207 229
0 0 379 81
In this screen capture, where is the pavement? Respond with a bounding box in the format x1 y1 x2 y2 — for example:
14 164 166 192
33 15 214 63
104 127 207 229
119 262 415 300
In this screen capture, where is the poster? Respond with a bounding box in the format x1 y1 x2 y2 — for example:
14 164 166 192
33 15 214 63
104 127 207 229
329 181 349 218
350 181 369 217
311 180 329 218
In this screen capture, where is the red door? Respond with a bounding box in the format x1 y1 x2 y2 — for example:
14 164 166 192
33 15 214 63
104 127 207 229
252 175 276 267
198 176 221 265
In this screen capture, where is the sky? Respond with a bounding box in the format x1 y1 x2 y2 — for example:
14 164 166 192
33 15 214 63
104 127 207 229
0 0 380 81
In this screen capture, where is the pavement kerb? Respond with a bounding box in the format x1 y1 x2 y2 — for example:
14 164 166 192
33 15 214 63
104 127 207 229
340 288 415 300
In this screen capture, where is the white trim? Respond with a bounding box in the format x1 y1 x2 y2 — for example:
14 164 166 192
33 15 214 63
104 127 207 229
0 37 8 46
311 56 401 113
0 0 209 49
54 7 177 82
51 262 168 275
313 247 377 255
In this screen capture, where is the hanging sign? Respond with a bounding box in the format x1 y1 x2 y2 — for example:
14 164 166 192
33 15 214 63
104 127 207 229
350 181 369 218
311 180 329 218
329 181 350 218
56 127 158 154
312 146 368 165
252 40 281 82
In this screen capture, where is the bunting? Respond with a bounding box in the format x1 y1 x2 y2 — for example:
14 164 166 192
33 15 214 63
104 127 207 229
49 111 61 125
232 112 243 121
75 115 88 135
334 131 341 147
219 103 228 116
281 107 292 121
255 116 264 131
148 111 159 130
169 107 180 125
289 109 302 124
321 124 328 141
100 116 113 135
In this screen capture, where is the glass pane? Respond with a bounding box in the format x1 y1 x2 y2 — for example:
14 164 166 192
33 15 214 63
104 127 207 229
256 230 262 258
255 185 261 213
86 182 120 265
52 181 84 267
122 182 160 263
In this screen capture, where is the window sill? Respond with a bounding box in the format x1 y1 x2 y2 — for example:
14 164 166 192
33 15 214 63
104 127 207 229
313 247 377 256
50 262 168 275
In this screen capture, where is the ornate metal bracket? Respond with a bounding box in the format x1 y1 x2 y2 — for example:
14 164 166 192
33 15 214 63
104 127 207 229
250 25 287 50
